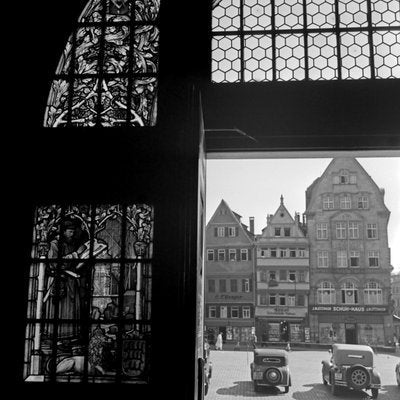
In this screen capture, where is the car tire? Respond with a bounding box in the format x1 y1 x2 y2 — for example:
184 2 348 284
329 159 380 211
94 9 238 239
371 388 378 399
264 367 282 385
347 365 370 390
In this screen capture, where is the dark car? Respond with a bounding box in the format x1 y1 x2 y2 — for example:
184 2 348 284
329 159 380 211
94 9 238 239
322 344 381 398
250 348 291 393
396 362 400 387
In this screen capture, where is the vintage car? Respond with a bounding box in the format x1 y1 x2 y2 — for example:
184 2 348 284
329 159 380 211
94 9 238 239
321 344 381 398
250 348 291 393
396 362 400 386
203 340 212 395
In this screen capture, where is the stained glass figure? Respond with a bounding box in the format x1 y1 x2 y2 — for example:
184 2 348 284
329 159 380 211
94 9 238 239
25 204 153 383
44 0 160 127
212 0 400 82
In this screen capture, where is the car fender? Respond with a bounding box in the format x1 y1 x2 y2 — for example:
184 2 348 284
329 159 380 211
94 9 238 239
277 367 290 385
370 369 381 385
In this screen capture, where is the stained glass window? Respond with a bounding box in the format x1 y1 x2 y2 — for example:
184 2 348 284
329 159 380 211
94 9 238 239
212 0 400 82
24 204 154 383
44 0 160 127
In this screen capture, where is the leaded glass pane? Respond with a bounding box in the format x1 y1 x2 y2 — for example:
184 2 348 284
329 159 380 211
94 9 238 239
371 0 400 27
25 204 154 383
308 33 338 80
244 0 272 30
307 0 336 28
44 0 160 127
211 0 400 82
373 30 400 78
244 35 273 82
341 31 371 79
276 34 305 81
338 0 369 28
275 0 304 29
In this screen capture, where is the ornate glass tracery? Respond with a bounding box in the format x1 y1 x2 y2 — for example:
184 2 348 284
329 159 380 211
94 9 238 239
212 0 400 82
24 204 154 383
44 0 160 127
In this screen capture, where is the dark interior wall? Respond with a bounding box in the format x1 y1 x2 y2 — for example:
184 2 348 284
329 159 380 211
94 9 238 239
11 1 210 398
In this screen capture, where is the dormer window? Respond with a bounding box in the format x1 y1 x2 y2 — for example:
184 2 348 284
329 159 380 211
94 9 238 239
340 170 349 184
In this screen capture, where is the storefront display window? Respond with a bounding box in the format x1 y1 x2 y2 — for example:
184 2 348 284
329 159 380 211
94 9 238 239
358 324 384 346
268 323 280 342
290 324 302 342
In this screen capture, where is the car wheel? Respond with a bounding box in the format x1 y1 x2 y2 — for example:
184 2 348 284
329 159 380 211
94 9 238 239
371 388 379 399
264 367 282 385
347 365 370 390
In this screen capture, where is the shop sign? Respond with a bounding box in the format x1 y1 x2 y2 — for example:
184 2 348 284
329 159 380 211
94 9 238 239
304 327 311 343
310 305 388 313
214 294 243 300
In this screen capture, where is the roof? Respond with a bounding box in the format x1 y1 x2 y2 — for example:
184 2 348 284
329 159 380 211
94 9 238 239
254 349 288 358
332 343 373 353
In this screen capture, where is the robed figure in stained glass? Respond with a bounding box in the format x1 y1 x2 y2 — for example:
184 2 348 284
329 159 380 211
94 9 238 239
43 218 90 339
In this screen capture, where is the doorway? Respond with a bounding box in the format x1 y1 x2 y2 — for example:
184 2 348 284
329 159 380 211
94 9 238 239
345 323 357 344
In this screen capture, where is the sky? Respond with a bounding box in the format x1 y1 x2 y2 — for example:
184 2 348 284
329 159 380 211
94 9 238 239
205 156 400 274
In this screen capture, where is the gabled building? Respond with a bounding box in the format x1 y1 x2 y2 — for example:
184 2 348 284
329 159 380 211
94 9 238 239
204 200 256 346
306 158 393 345
255 196 310 343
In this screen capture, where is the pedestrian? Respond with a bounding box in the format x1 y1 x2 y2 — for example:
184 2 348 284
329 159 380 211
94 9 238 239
215 332 223 350
250 333 257 349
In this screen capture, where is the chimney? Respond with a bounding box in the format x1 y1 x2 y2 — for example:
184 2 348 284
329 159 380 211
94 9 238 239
267 214 272 225
295 212 300 225
249 217 254 234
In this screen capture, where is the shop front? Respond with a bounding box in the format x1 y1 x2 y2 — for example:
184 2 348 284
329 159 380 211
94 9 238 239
255 306 308 343
205 320 254 346
309 305 393 345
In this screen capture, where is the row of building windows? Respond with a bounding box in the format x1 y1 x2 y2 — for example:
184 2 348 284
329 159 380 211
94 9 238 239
333 170 357 185
316 222 378 239
259 269 307 283
316 250 380 268
316 281 385 305
208 278 252 293
208 305 252 319
259 293 306 307
258 247 307 258
322 194 369 210
273 226 292 237
214 226 239 237
207 248 250 261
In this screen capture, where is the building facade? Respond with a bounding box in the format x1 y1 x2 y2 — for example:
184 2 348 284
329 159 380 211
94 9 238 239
391 273 400 340
255 196 310 343
306 158 393 345
204 200 256 346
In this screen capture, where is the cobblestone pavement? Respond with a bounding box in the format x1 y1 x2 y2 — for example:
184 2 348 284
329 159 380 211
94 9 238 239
206 349 400 400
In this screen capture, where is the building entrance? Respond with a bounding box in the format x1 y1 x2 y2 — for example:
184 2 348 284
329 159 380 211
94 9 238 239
345 323 357 344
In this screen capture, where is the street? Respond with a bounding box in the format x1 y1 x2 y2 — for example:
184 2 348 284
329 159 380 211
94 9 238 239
206 350 400 400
